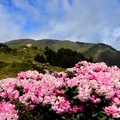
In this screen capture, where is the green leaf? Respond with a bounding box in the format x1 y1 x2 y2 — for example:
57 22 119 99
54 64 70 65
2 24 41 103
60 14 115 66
70 99 74 104
61 116 66 120
99 111 105 117
92 112 98 117
77 114 80 119
49 107 52 111
73 95 78 99
102 116 107 120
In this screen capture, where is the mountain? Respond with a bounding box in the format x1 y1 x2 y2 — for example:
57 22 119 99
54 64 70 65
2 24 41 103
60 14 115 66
4 38 120 68
5 39 94 53
5 39 112 53
5 39 120 64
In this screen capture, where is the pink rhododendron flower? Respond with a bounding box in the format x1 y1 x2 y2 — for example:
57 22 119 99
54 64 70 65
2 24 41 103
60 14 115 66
1 61 120 118
52 96 71 114
69 105 85 114
90 95 101 104
0 101 18 120
104 105 120 118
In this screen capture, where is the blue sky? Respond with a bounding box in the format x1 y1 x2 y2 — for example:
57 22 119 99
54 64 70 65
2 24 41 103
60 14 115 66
0 0 120 50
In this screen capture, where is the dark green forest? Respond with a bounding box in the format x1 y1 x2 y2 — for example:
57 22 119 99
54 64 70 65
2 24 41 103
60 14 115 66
34 47 93 68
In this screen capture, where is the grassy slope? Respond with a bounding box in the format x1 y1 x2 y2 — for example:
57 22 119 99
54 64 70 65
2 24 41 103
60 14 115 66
5 39 94 53
0 46 65 80
5 39 36 48
5 39 120 61
83 43 120 65
3 39 120 74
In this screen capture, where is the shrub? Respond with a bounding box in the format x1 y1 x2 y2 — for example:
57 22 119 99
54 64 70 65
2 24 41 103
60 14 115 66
0 61 120 119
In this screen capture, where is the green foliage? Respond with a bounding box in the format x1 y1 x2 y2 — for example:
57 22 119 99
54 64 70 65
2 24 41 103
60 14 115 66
34 54 46 63
14 100 37 120
0 43 9 48
43 47 91 68
14 100 68 120
44 47 58 66
0 43 12 53
64 86 79 105
0 61 8 68
5 39 120 68
98 50 120 67
13 98 112 120
0 45 65 79
0 61 34 79
10 61 32 71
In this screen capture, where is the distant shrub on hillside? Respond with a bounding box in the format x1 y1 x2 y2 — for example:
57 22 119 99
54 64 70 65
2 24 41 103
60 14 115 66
0 43 12 53
0 61 8 68
34 54 46 63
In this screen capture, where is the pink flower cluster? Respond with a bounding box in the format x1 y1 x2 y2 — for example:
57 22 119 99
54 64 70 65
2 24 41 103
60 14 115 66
0 101 18 120
0 61 120 119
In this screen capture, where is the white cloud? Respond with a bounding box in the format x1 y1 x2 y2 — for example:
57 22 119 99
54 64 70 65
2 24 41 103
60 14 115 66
12 0 41 21
101 28 120 49
112 28 120 38
0 0 120 50
0 3 22 41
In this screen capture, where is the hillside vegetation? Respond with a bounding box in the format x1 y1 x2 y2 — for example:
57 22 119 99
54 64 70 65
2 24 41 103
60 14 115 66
0 39 120 79
5 39 120 67
0 44 65 79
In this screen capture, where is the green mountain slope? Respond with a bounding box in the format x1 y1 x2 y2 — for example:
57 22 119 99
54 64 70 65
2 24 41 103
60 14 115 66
0 44 65 79
3 38 120 71
5 39 94 53
5 39 120 62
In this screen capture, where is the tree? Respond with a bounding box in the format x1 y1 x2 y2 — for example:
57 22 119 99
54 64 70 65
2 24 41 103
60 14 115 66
34 54 46 63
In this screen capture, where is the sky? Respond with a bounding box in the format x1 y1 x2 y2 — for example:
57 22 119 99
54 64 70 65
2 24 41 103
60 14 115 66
0 0 120 50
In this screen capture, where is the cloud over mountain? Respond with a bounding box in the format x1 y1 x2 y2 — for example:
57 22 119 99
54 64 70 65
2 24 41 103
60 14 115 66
0 0 120 50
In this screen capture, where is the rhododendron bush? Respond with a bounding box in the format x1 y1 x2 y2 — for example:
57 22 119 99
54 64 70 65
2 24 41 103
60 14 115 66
0 61 120 119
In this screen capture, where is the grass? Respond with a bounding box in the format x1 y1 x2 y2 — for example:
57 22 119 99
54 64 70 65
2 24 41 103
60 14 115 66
0 62 65 80
0 45 65 80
